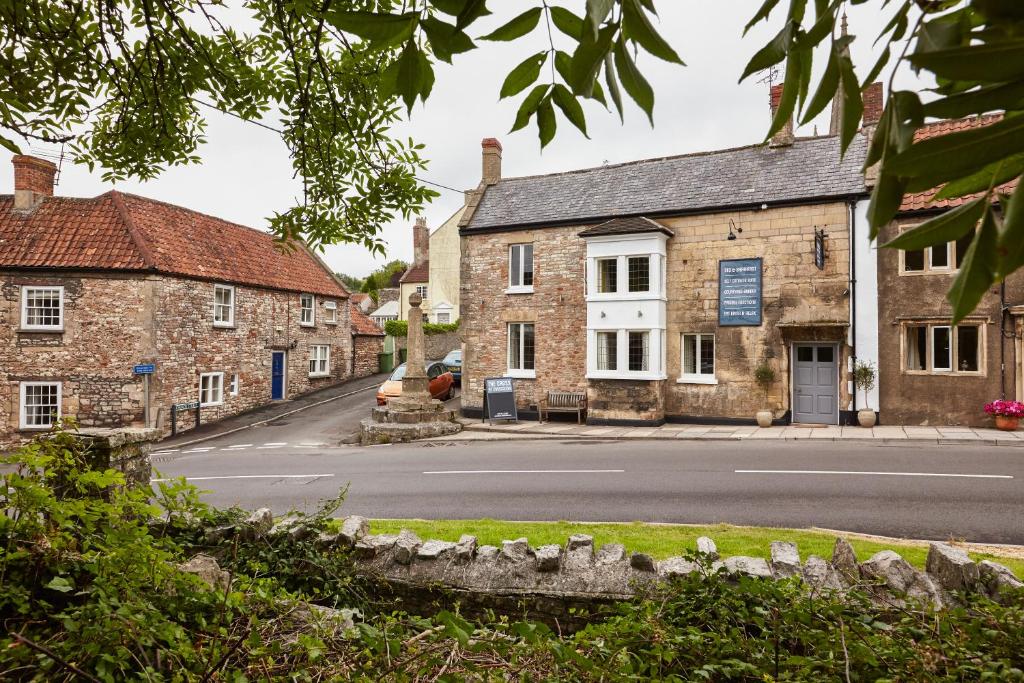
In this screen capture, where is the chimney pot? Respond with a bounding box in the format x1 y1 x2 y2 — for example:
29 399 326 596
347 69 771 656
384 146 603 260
413 217 429 267
481 137 502 185
12 155 57 210
862 82 884 127
769 84 794 147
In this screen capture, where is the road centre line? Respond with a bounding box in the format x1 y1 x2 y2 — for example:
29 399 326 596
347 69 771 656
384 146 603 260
735 469 1013 479
151 474 335 482
423 469 625 475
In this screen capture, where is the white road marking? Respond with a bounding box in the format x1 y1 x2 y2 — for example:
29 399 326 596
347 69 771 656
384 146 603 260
224 444 252 449
735 469 1013 479
151 473 335 482
262 442 287 446
423 469 625 475
299 442 327 446
152 449 179 453
183 447 215 453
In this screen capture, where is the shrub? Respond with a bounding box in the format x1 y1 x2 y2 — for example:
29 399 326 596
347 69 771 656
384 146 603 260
753 362 775 403
384 318 460 337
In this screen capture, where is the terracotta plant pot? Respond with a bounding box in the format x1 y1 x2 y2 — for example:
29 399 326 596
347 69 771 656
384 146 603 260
755 410 773 428
995 415 1020 431
857 409 877 428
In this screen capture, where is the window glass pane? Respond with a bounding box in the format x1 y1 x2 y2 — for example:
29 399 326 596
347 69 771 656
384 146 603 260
906 326 927 371
25 288 61 327
627 257 650 292
930 244 949 269
597 332 617 370
903 249 925 271
817 346 834 363
509 324 521 369
699 336 715 375
797 346 813 362
523 244 534 286
628 331 649 371
957 326 979 372
510 245 521 286
597 259 617 293
523 323 535 370
24 384 59 426
933 327 951 370
682 334 697 375
955 233 972 269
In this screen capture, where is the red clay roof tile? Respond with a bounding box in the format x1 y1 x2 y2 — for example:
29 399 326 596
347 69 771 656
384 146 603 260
399 261 429 283
350 304 384 336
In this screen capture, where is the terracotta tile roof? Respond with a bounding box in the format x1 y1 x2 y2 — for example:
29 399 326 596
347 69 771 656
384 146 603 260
399 261 429 283
350 304 384 336
578 216 674 238
351 292 371 305
0 190 346 297
900 114 1017 212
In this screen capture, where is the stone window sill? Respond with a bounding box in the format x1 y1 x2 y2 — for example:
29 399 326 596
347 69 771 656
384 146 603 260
677 375 718 385
213 322 235 329
308 373 331 379
18 328 63 334
588 371 666 381
505 286 534 295
506 369 536 379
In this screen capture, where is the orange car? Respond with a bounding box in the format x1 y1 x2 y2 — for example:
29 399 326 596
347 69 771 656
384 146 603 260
376 361 455 406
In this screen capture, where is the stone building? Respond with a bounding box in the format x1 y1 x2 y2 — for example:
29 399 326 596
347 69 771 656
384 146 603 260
459 91 885 426
350 305 385 378
0 155 360 445
398 217 431 321
877 115 1024 426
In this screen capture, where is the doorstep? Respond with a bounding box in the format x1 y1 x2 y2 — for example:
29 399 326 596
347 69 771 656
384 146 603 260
455 418 1024 445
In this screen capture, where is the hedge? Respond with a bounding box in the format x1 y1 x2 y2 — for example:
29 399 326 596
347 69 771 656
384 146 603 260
384 318 460 337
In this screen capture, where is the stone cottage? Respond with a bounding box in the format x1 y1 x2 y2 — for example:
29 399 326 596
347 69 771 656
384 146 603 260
0 155 362 444
459 87 886 426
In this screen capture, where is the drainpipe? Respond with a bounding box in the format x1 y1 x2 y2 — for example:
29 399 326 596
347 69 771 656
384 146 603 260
1001 282 1007 399
848 200 858 417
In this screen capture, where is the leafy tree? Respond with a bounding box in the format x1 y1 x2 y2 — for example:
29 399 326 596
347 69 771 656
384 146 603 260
337 272 365 292
360 272 380 298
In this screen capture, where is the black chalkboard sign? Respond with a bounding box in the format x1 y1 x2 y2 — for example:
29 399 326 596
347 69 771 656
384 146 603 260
483 377 518 424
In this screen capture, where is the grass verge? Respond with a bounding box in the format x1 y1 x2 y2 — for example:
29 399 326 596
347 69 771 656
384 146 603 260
370 518 1024 576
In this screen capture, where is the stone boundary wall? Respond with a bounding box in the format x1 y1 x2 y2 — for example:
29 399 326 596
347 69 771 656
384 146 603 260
246 515 1024 631
394 331 460 362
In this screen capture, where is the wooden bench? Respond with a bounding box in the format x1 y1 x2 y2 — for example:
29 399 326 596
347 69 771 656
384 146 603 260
538 390 587 424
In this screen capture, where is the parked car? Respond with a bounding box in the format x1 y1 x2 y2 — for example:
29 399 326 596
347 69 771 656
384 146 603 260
376 361 455 405
443 349 462 386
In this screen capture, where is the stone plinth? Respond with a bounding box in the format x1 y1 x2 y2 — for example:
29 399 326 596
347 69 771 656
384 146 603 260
72 427 161 488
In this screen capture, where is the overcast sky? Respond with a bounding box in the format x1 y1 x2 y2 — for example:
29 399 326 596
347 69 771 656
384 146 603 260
2 2 919 278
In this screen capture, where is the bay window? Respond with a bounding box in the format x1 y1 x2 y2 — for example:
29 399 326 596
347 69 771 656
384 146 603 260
627 331 649 372
596 331 617 371
627 256 650 292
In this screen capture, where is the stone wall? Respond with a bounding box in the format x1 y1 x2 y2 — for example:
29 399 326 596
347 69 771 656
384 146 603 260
587 379 665 424
352 335 383 378
394 330 461 362
73 426 161 489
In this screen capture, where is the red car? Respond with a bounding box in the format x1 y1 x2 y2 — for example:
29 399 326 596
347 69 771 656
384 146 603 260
376 361 455 406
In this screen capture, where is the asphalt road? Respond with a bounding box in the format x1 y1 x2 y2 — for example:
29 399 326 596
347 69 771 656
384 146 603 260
152 430 1024 544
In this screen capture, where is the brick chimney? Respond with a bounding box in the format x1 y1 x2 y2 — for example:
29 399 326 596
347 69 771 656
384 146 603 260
482 137 502 185
862 82 884 127
12 155 56 210
769 84 794 147
413 216 429 267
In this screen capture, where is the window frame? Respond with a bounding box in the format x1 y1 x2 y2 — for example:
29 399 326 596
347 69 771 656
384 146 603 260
596 257 618 294
324 300 337 324
898 223 970 275
507 243 535 293
213 284 235 327
299 294 315 326
19 381 61 430
679 333 717 384
199 372 224 407
415 284 429 299
507 322 536 378
20 285 64 332
229 373 240 396
435 311 451 324
627 255 651 293
308 344 331 377
901 321 985 376
596 330 618 371
627 330 650 373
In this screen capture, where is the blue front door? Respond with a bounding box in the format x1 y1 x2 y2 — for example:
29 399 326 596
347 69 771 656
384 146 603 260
271 352 285 400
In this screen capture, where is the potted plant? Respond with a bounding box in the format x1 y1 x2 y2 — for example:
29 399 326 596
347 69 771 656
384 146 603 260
984 399 1024 431
753 363 776 428
853 360 877 428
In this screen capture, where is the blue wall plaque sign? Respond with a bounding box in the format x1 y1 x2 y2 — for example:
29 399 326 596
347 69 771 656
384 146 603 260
718 258 763 326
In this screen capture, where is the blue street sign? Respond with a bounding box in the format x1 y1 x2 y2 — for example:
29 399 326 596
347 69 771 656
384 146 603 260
133 363 156 375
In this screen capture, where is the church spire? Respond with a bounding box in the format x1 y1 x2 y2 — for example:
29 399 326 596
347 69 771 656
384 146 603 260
828 12 849 137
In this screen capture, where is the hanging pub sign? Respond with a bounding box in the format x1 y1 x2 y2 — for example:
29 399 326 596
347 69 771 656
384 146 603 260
718 257 763 326
483 377 518 424
814 229 827 270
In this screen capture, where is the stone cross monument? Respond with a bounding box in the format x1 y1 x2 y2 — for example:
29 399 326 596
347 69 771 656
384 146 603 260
398 292 431 401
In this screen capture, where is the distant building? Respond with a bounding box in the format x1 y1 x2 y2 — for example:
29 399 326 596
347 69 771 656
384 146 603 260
398 217 430 321
350 292 374 313
369 300 399 327
396 207 464 324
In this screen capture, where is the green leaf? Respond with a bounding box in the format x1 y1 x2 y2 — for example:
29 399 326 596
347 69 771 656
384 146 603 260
551 84 589 136
883 196 987 251
381 42 433 113
480 7 542 41
510 84 549 132
947 206 998 324
836 42 863 153
887 115 1024 190
46 576 74 593
327 11 418 48
745 0 783 35
922 81 1024 120
621 0 684 64
549 7 584 40
997 182 1024 278
765 49 801 141
800 42 839 125
867 173 909 240
455 0 491 30
604 53 624 121
569 23 617 97
537 95 557 148
431 0 469 15
500 52 546 99
908 40 1024 83
0 135 21 155
613 39 654 125
740 21 794 82
934 153 1024 200
421 17 475 63
585 0 615 37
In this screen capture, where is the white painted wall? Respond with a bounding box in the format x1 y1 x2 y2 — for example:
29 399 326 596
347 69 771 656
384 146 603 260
852 199 880 411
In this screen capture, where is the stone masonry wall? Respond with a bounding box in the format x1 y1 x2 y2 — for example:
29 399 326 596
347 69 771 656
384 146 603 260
460 226 587 414
662 203 852 420
1 272 154 446
394 330 461 361
353 335 383 378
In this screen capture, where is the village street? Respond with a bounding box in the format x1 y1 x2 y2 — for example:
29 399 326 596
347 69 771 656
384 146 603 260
152 394 1024 545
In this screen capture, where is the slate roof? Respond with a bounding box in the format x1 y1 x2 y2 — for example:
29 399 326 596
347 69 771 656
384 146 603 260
466 134 869 231
900 114 1016 212
400 261 429 283
0 190 347 298
351 305 384 336
578 216 673 238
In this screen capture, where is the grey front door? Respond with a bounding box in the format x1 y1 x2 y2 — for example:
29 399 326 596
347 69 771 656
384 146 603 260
792 344 837 424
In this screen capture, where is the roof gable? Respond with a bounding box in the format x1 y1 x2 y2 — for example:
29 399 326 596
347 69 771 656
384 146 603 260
578 216 673 238
400 261 429 283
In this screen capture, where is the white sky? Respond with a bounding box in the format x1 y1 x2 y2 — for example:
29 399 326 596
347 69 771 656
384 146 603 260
1 2 918 277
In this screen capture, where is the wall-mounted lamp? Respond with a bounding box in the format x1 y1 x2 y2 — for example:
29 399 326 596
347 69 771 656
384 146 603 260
727 218 743 241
